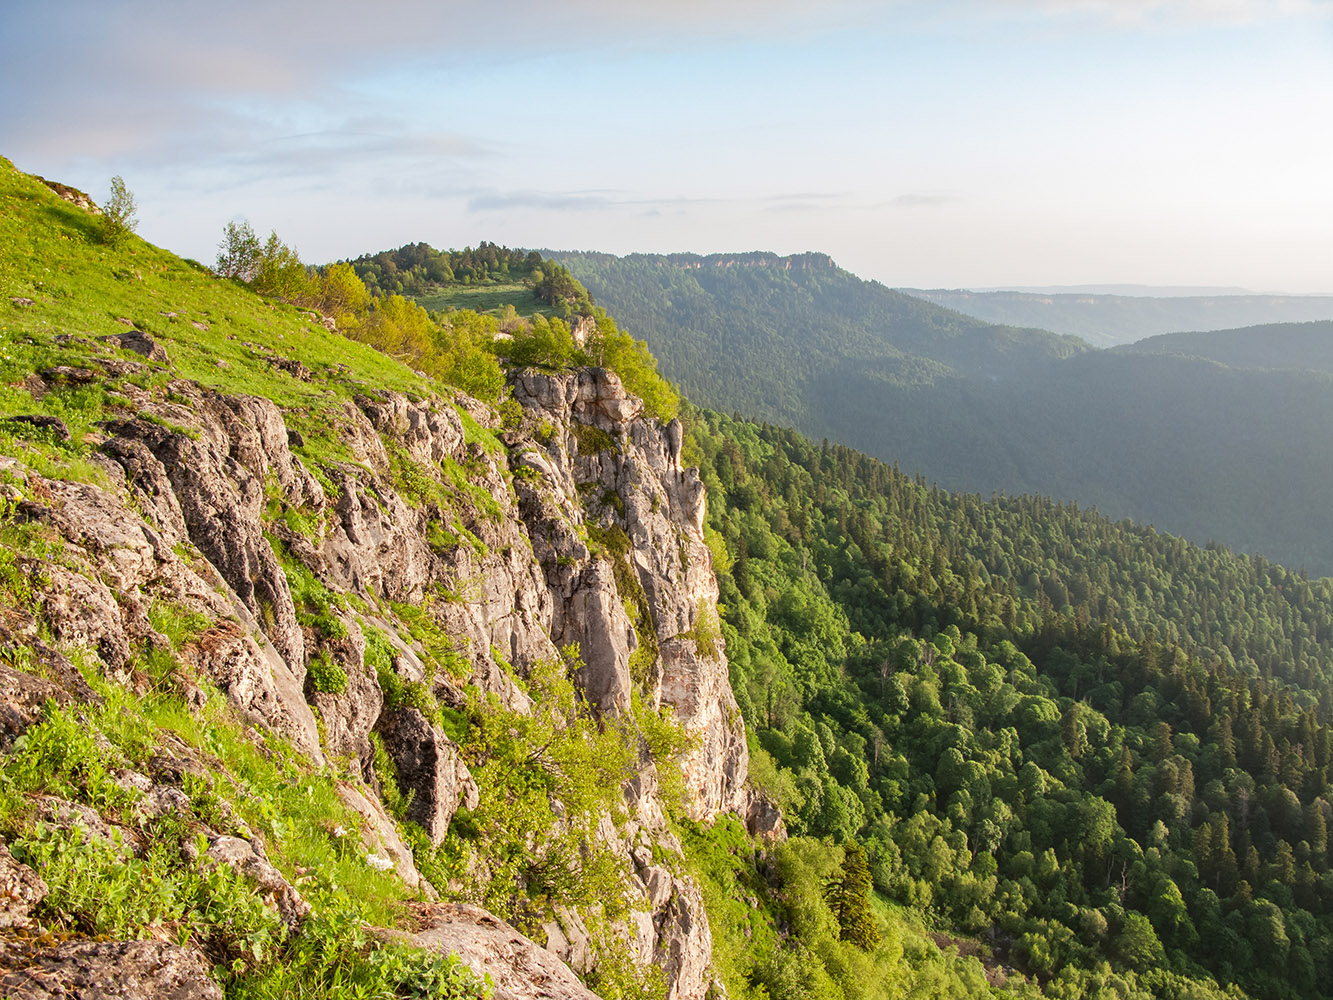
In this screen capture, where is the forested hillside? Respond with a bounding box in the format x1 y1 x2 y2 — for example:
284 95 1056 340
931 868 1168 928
1119 321 1333 373
547 251 1085 432
693 410 1333 1000
900 289 1333 348
554 250 1333 575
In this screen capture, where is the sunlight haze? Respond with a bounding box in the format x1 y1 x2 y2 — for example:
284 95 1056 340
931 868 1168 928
3 0 1331 290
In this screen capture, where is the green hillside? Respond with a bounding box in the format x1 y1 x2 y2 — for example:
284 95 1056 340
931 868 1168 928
1119 321 1333 373
547 250 1087 435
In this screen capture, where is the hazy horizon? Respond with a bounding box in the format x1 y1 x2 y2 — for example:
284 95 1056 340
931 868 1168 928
4 0 1332 293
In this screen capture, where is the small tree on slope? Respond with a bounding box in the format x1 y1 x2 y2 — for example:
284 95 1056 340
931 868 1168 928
826 841 881 950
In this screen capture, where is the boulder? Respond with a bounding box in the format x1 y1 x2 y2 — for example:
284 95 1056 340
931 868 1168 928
0 659 75 750
103 329 169 363
205 834 310 928
336 781 436 897
0 841 48 929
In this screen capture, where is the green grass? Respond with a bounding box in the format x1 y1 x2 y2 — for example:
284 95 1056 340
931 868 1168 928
416 282 554 318
0 156 437 476
0 636 489 999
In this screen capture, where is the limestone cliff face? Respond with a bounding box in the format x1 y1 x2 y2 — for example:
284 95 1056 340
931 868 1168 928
509 369 749 821
0 356 772 1000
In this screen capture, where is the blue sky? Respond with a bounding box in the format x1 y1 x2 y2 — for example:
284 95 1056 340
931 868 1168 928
3 1 1332 291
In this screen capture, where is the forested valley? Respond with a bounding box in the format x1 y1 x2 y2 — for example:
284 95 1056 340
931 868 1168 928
688 409 1333 999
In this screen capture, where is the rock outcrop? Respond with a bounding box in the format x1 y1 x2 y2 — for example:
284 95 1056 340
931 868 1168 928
0 358 773 1000
0 841 47 930
336 781 435 895
374 706 478 845
204 834 311 929
510 369 750 821
390 903 604 1000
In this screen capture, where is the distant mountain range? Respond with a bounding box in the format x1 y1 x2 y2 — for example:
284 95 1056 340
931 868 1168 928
971 283 1255 296
553 250 1333 574
1118 320 1333 373
897 288 1333 347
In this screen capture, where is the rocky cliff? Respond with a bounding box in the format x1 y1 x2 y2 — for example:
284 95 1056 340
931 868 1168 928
0 316 773 997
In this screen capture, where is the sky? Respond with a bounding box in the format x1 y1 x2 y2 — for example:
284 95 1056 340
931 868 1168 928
3 0 1332 292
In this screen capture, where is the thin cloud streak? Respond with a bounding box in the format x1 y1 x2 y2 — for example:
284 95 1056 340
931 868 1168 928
1010 0 1332 26
884 193 962 208
467 189 881 216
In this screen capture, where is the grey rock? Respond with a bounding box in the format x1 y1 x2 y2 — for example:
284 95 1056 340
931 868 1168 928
4 414 70 441
180 619 322 761
744 788 788 843
304 612 381 768
38 563 132 677
511 369 750 821
32 477 175 588
35 797 137 856
0 840 48 929
104 329 170 363
541 908 593 975
270 356 312 381
4 355 774 1000
0 938 223 999
373 707 478 845
356 392 465 468
560 561 634 714
100 391 307 673
651 871 713 1000
335 781 436 897
0 659 74 750
205 834 310 928
393 902 603 1000
39 365 99 384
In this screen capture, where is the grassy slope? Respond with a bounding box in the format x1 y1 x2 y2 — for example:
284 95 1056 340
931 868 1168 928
415 282 555 318
0 156 446 477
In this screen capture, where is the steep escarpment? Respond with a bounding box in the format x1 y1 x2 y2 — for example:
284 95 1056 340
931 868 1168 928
508 368 749 821
0 157 787 1000
0 343 763 998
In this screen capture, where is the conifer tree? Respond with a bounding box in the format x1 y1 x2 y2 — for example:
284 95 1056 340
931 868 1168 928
826 842 880 949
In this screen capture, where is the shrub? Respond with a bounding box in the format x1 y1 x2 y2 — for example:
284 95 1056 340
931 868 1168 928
99 175 137 246
308 652 349 695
